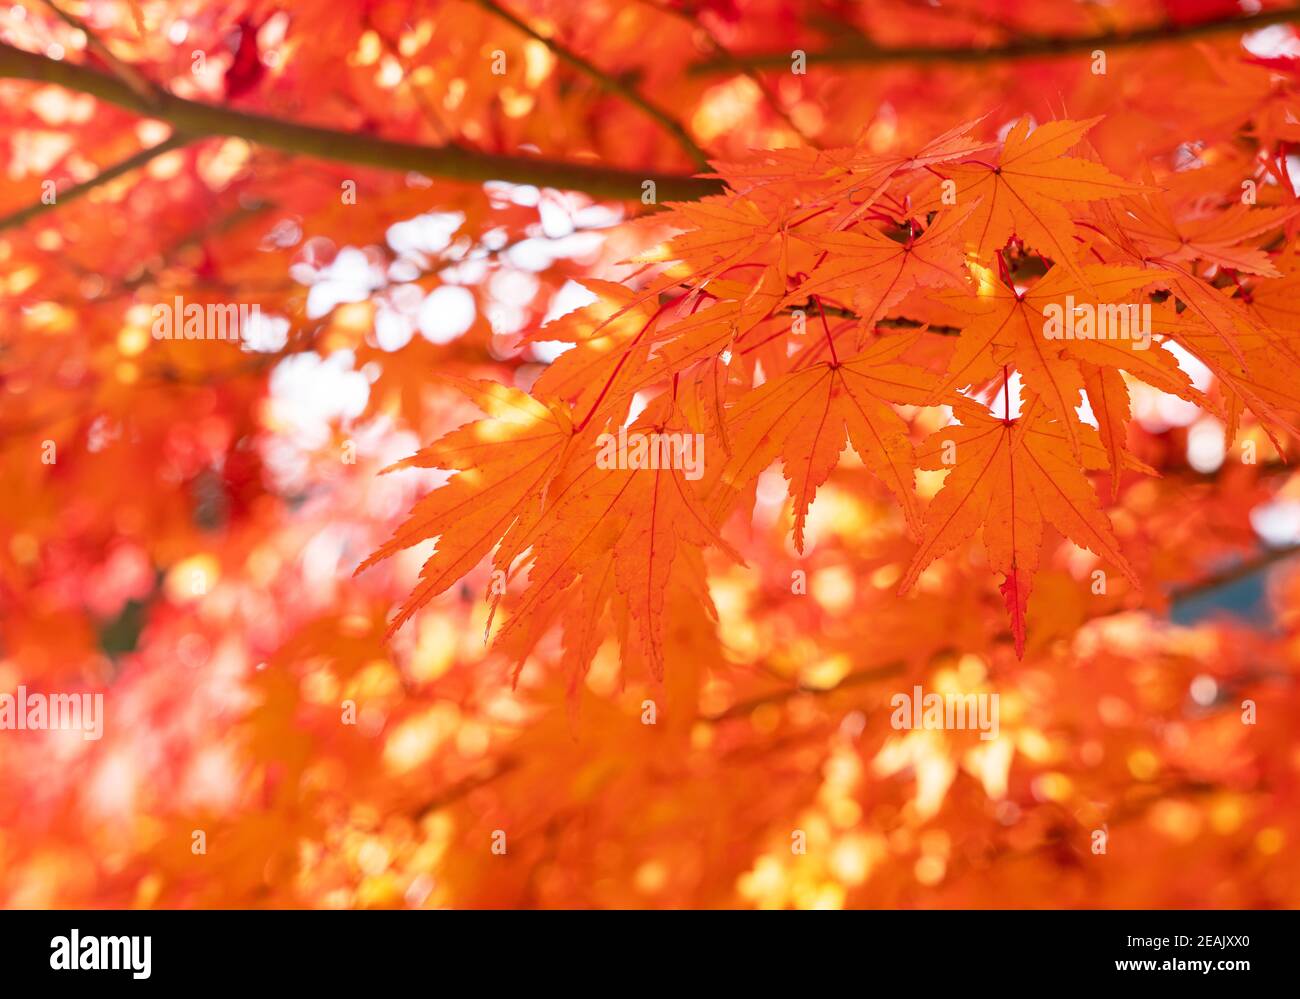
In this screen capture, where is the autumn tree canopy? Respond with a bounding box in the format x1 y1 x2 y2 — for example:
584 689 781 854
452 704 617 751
2 0 1300 910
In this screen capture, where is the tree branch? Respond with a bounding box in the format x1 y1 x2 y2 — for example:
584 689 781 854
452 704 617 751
1168 544 1300 605
703 660 907 722
703 546 1300 725
782 300 963 336
36 0 160 104
474 0 713 169
687 7 1300 73
0 133 189 233
412 756 521 820
634 0 820 147
0 42 723 203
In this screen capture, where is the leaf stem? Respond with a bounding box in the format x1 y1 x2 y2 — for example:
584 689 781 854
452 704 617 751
811 293 840 366
573 291 687 432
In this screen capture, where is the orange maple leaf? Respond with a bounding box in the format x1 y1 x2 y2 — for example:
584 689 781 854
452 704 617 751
899 394 1141 656
931 262 1194 461
712 333 935 548
786 201 978 340
939 116 1151 287
356 378 579 635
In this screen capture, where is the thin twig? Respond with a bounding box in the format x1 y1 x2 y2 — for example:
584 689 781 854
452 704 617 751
703 660 907 722
687 7 1300 73
37 0 161 104
635 0 820 147
0 133 190 233
473 0 712 170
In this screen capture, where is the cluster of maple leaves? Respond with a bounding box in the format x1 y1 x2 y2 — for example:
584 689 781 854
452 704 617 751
4 0 1300 909
369 113 1299 675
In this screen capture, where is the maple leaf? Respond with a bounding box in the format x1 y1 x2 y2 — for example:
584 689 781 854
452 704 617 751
492 395 741 681
16 0 1300 917
1113 199 1300 276
525 279 664 416
786 201 978 340
1149 300 1300 450
631 267 789 391
1085 193 1297 364
711 333 935 548
930 262 1195 460
814 115 999 230
1080 363 1158 495
938 116 1151 286
899 395 1141 656
708 115 996 224
1246 244 1300 331
356 378 580 635
646 194 795 296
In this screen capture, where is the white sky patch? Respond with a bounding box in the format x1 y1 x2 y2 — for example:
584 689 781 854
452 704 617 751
572 203 623 229
505 237 557 272
1131 343 1207 432
386 211 464 257
1187 417 1226 473
88 752 136 817
301 524 348 600
490 267 539 307
292 246 387 319
549 230 606 261
360 425 454 520
486 301 527 335
374 304 414 352
417 285 477 343
181 745 240 810
268 350 369 451
1164 339 1214 391
539 194 575 238
1190 673 1218 707
387 258 421 283
485 268 539 336
504 231 607 272
756 467 787 506
624 391 650 428
1244 23 1300 58
1077 388 1098 429
979 369 1022 421
532 279 597 363
240 311 290 353
1132 382 1201 432
482 226 510 251
1283 153 1300 194
537 190 621 238
369 283 425 352
261 218 302 250
437 257 489 285
484 181 540 207
543 279 599 324
1250 499 1300 547
530 341 573 363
